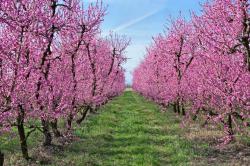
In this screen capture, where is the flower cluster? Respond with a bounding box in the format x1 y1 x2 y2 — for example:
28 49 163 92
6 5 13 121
0 0 129 159
133 0 250 145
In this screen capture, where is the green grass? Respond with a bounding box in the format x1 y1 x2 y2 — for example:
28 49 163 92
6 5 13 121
0 91 227 165
69 91 197 166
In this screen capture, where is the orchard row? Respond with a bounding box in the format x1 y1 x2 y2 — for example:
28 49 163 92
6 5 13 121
0 0 129 161
133 0 250 145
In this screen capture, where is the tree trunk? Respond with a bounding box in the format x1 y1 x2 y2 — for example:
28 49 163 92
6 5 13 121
176 100 181 114
17 107 29 160
181 103 186 116
228 114 233 136
41 119 52 146
51 119 61 137
173 103 176 113
241 5 250 72
67 114 74 131
76 108 89 124
0 150 4 166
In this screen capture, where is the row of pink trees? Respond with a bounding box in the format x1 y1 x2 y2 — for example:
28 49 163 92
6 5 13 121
133 0 250 145
0 0 128 161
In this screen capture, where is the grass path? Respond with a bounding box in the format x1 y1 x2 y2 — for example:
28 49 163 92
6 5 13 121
2 91 250 165
1 91 205 166
66 91 197 165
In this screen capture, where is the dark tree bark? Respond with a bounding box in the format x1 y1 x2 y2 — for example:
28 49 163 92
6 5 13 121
17 106 30 160
175 100 181 115
51 119 61 137
173 103 177 113
181 103 186 116
76 108 90 124
0 150 4 166
67 26 86 132
241 2 250 71
41 119 52 146
67 114 74 131
228 114 233 136
86 43 97 97
0 58 2 78
36 2 57 147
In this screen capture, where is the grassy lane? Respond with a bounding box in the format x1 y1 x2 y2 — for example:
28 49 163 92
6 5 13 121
2 91 249 165
66 91 197 165
1 91 205 166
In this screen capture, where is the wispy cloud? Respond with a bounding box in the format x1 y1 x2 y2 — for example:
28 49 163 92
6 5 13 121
113 7 165 32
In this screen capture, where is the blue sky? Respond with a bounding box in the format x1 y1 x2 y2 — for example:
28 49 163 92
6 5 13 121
87 0 206 84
